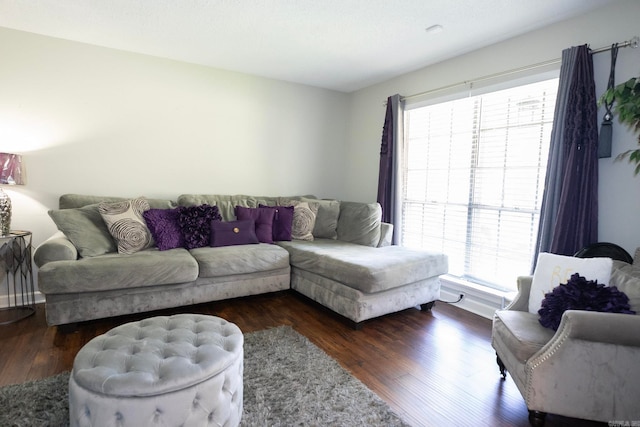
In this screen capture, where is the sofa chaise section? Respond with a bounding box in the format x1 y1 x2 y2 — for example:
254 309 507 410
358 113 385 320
279 239 447 326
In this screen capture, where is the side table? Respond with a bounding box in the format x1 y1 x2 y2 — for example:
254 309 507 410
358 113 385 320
0 230 36 325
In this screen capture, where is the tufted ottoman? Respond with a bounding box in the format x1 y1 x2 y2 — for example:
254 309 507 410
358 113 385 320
68 314 243 427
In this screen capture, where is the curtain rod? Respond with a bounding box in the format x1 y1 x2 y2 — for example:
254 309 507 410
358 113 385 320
400 36 639 102
590 35 639 54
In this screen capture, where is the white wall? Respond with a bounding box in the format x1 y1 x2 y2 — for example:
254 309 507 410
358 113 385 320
344 0 640 256
2 1 639 303
594 35 640 256
0 27 350 251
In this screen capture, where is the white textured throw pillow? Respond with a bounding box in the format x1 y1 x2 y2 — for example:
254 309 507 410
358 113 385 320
99 198 154 254
282 200 319 241
528 252 613 314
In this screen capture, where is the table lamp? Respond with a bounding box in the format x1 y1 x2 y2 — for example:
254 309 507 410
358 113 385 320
0 153 25 236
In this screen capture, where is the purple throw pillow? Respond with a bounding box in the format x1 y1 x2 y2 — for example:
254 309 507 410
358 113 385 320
538 273 635 330
143 208 184 251
235 206 275 244
210 219 259 247
259 204 294 241
178 204 222 249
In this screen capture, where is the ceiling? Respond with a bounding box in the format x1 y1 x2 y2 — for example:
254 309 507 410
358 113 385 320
0 0 616 92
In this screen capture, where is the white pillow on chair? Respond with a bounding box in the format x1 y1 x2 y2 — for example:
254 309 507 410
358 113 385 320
528 252 613 314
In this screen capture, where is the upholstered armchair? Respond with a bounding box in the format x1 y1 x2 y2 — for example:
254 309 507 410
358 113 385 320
491 258 640 426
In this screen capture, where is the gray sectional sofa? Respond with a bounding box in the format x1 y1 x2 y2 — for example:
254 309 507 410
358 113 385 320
34 194 448 328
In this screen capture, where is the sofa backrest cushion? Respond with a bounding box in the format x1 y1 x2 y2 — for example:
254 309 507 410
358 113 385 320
49 204 117 257
178 194 257 221
177 194 314 222
610 259 640 313
336 201 382 247
301 197 340 240
59 194 175 210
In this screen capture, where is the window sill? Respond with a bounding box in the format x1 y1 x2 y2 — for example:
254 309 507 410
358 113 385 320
438 274 518 319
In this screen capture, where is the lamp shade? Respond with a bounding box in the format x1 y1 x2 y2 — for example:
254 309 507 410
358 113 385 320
0 153 25 185
0 153 25 236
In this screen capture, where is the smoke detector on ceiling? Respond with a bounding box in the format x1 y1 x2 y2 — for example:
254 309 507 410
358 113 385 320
425 24 444 35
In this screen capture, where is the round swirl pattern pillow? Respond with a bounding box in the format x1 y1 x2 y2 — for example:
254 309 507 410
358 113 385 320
99 198 154 254
282 200 319 241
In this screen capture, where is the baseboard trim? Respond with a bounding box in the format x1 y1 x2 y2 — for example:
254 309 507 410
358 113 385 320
0 291 46 309
439 275 517 320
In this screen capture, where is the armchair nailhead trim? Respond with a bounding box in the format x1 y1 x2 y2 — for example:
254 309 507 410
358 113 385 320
524 319 572 404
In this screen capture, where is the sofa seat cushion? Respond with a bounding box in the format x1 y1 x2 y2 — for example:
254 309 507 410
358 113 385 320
277 239 447 293
190 244 290 278
492 310 555 363
38 248 198 294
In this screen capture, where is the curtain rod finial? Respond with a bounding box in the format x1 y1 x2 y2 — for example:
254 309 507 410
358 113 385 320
630 36 639 49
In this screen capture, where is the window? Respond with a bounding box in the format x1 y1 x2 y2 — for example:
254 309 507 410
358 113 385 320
401 78 558 291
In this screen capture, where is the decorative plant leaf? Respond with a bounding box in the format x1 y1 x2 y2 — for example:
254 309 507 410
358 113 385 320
600 75 640 175
603 91 615 105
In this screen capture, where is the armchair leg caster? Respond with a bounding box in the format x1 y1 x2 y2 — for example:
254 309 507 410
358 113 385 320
528 410 546 426
496 353 507 379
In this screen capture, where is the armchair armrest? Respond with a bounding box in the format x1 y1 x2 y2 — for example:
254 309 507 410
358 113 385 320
529 309 640 371
504 276 532 311
524 309 640 420
33 231 78 267
558 310 640 346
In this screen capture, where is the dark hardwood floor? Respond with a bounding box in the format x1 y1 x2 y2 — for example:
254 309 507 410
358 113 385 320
0 291 604 427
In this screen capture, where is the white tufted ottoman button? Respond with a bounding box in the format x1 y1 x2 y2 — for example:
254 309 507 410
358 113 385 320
69 314 243 427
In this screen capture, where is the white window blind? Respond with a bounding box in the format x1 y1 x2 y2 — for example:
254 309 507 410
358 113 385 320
402 78 558 291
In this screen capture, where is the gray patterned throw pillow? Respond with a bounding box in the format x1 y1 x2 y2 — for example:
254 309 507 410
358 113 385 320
282 200 319 241
99 198 154 254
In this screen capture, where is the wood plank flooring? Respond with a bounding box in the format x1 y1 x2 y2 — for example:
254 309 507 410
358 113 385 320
0 291 605 426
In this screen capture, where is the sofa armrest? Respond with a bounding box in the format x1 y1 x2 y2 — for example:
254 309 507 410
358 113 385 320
504 276 532 311
557 310 640 346
33 231 78 267
377 222 393 247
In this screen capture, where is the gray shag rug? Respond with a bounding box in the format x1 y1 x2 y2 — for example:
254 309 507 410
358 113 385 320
0 326 410 427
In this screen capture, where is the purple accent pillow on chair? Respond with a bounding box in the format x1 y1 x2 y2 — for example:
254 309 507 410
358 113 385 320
210 219 259 247
538 272 635 330
178 204 222 249
235 206 275 244
143 208 184 250
259 204 294 241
